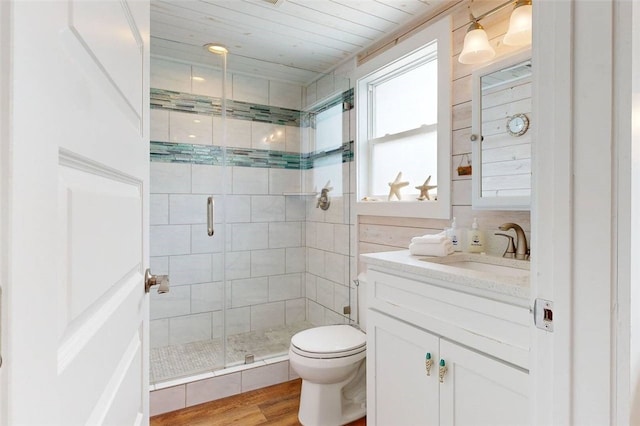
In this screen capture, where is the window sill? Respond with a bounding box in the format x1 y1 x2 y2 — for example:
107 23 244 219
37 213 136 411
356 198 450 219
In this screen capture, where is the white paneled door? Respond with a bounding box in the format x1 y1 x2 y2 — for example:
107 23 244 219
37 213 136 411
3 1 150 424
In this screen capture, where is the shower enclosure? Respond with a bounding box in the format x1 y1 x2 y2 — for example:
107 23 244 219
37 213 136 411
148 50 356 385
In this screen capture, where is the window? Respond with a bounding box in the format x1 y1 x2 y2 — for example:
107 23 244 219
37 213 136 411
356 17 451 219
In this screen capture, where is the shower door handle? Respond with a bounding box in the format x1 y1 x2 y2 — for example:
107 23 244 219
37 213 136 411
207 196 215 236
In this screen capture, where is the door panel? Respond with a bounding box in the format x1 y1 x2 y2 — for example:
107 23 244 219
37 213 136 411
6 0 149 424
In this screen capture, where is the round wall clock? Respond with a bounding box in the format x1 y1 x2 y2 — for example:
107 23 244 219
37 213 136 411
506 113 529 137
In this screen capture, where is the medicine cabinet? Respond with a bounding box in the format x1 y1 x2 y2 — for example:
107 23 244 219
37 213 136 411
471 50 532 210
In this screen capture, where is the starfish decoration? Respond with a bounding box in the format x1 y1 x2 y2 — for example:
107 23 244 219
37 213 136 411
387 172 409 201
415 176 437 201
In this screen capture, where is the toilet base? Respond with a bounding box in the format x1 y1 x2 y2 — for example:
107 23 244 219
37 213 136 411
297 360 366 426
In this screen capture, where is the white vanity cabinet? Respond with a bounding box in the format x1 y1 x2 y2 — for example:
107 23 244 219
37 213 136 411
364 262 530 426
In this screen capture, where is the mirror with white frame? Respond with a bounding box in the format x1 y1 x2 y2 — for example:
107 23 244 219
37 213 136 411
471 50 532 210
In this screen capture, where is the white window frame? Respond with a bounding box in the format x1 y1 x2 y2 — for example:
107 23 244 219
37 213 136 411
355 17 451 219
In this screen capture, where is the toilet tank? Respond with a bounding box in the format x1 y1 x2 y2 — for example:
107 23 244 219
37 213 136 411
356 272 368 330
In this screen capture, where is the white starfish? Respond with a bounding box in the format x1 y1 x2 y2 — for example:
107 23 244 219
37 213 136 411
415 176 437 201
388 172 409 201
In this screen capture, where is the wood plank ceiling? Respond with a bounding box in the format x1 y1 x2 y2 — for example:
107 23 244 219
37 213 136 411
150 0 450 85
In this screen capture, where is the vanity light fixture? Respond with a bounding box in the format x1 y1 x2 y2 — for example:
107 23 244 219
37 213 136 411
204 43 228 55
503 0 533 46
459 21 495 65
458 0 533 64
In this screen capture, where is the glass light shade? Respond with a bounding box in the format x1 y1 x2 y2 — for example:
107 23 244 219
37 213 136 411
503 3 533 46
458 23 495 65
204 43 228 54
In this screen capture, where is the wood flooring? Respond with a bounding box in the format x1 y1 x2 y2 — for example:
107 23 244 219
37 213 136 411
151 379 367 426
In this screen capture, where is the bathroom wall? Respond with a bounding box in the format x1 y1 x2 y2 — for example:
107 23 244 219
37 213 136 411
351 1 532 261
149 57 308 348
150 58 355 347
301 92 357 327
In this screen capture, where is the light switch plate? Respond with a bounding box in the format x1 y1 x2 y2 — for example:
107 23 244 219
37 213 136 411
534 298 554 332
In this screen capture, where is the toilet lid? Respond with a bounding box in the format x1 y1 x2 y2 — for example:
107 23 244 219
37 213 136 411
291 325 365 354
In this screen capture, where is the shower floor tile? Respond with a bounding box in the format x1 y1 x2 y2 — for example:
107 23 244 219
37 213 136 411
150 321 313 384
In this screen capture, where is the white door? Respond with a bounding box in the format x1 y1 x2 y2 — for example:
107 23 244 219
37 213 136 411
439 340 529 426
2 0 150 424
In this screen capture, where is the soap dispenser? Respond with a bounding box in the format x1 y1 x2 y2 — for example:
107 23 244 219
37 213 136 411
467 218 485 253
447 217 462 252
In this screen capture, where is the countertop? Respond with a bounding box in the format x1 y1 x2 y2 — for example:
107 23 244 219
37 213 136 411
360 250 530 301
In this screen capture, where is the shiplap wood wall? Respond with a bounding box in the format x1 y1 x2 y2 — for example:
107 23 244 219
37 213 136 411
358 0 532 259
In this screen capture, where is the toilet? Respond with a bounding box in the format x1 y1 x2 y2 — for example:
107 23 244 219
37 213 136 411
289 275 368 426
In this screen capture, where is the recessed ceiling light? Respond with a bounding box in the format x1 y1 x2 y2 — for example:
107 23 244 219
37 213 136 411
204 43 228 55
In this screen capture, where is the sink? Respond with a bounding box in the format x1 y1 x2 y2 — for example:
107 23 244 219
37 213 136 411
419 253 530 280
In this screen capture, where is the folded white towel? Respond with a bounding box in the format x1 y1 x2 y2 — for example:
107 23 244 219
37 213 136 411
411 231 448 245
409 240 454 257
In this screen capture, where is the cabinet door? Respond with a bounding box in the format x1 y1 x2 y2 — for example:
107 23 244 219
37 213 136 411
367 310 440 426
439 340 529 426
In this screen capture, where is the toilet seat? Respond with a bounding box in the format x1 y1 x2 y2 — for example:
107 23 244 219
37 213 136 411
291 325 366 359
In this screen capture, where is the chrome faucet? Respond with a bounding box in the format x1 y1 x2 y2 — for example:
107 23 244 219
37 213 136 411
498 223 529 260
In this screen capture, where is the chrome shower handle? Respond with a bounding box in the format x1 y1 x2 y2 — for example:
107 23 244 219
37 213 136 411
207 196 214 236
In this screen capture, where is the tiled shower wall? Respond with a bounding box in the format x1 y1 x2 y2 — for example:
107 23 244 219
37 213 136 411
149 57 356 350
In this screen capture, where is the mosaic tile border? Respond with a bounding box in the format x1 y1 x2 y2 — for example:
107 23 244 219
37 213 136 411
150 141 353 169
151 88 301 126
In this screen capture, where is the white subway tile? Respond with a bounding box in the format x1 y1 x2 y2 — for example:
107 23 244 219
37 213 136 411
150 319 169 348
325 194 345 224
305 273 317 301
169 111 213 145
333 284 349 314
185 373 241 407
151 58 191 93
232 167 269 195
191 281 223 313
268 274 302 302
191 224 224 254
191 65 230 99
316 277 334 309
169 194 209 224
308 300 324 326
251 121 286 151
151 109 170 142
231 277 268 308
285 196 306 221
169 312 212 345
333 223 350 255
269 81 302 110
150 385 186 416
231 223 268 251
151 162 191 194
212 253 224 282
212 310 223 339
241 361 288 393
214 117 252 149
269 169 301 194
226 307 251 335
170 254 213 285
251 196 285 222
191 165 225 195
150 194 169 225
305 221 317 249
225 251 252 280
307 248 325 277
251 248 285 277
150 225 190 256
150 284 190 320
325 309 347 325
225 196 251 223
150 256 169 275
325 251 346 285
233 74 269 105
250 302 285 331
285 247 306 273
285 298 306 324
269 222 302 248
316 222 335 251
285 125 302 153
